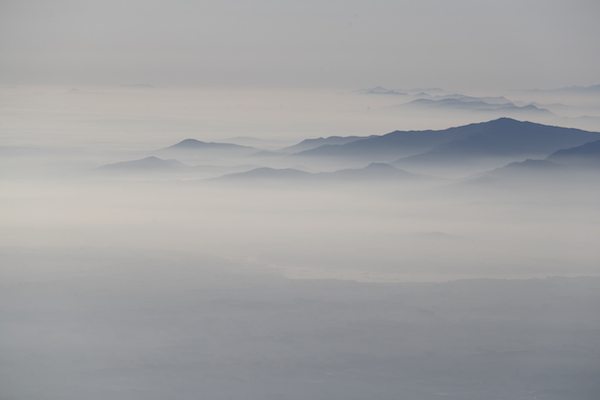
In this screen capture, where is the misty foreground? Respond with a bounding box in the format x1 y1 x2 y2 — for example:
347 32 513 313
2 247 599 400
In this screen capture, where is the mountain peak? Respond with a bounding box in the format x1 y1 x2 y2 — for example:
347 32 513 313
487 117 521 124
174 139 207 147
161 139 255 152
98 156 188 171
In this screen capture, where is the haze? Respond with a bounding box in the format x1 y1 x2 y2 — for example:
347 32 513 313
2 0 600 90
2 1 600 399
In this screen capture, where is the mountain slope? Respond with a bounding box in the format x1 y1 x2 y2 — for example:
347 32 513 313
530 84 600 94
398 98 552 115
393 118 600 171
295 124 475 160
546 139 600 167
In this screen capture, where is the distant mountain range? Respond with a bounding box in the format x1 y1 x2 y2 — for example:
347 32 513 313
357 86 445 95
398 98 552 116
357 86 408 96
529 84 600 94
96 118 600 186
363 83 600 96
426 94 512 105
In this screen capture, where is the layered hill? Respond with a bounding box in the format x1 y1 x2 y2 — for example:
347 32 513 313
279 135 375 153
211 163 425 185
546 139 600 167
96 156 260 178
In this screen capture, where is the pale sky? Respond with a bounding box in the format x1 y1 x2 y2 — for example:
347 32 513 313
1 0 599 90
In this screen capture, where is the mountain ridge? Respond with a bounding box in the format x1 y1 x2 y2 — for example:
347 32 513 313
295 118 600 163
392 118 600 172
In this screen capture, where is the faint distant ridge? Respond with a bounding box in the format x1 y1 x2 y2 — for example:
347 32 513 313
425 94 512 105
211 163 428 184
213 167 312 182
356 86 444 95
98 156 188 171
529 84 600 93
399 98 552 115
163 138 254 151
357 86 408 95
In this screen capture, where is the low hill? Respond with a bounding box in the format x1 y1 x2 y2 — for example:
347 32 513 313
157 139 258 157
211 163 427 185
